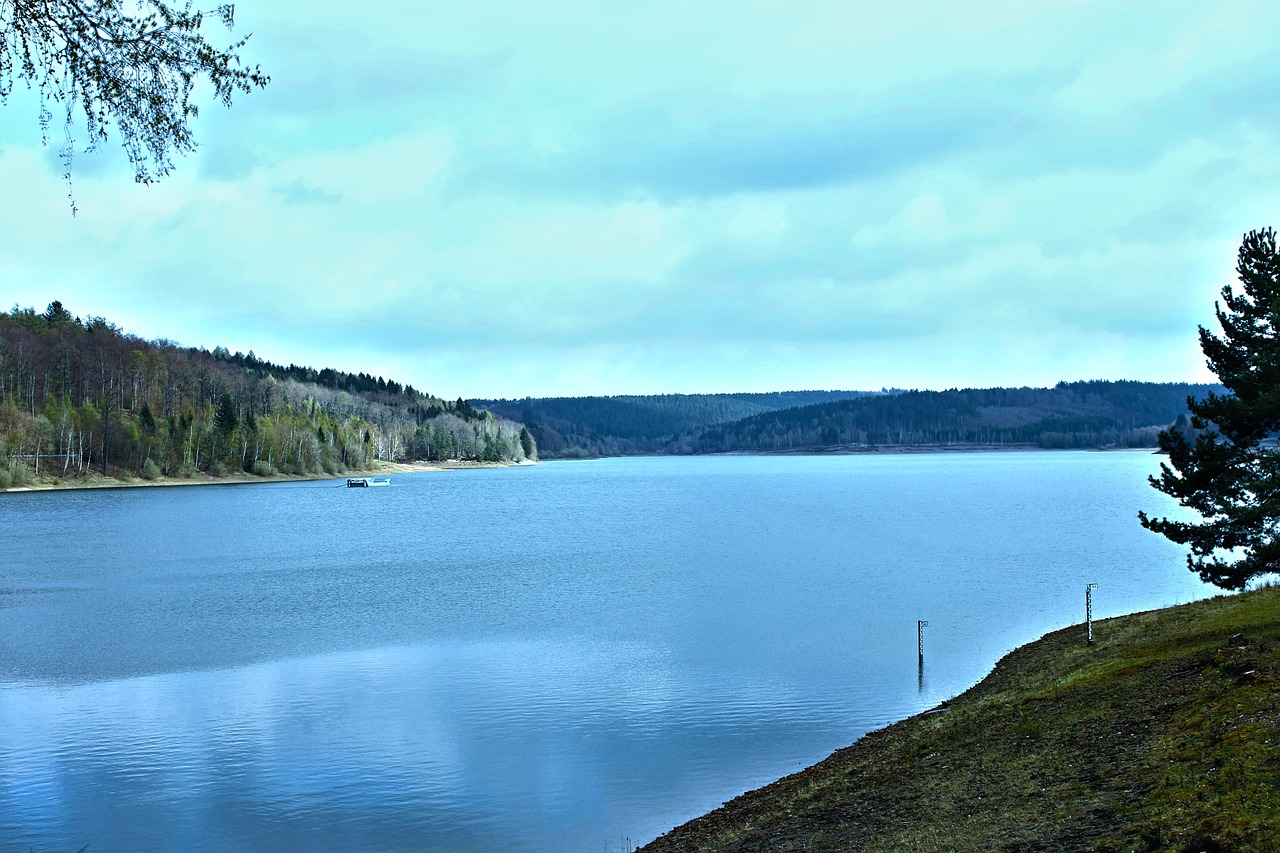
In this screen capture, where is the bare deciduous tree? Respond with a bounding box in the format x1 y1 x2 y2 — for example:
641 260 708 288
0 1 268 206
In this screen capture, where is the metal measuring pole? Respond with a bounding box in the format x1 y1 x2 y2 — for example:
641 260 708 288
917 619 928 693
1086 583 1098 644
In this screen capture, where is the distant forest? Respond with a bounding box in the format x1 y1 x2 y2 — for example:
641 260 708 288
0 302 535 487
480 382 1221 458
476 390 892 457
1 301 1222 488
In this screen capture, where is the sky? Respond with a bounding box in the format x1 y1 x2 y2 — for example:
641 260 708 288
1 1 1276 399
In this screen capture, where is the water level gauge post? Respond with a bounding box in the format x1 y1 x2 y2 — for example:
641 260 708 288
1086 583 1098 645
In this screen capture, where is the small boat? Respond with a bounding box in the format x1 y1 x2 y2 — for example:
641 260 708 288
346 477 391 488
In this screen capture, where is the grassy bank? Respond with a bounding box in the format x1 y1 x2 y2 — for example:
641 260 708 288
641 586 1280 852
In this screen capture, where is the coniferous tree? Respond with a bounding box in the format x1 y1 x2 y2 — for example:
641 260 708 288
214 391 238 436
42 300 76 328
138 402 156 435
1140 228 1280 589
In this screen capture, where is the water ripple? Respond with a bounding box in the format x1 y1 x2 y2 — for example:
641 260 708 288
0 453 1214 851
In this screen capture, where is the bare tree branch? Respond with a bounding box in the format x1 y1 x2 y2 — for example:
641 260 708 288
1 0 269 211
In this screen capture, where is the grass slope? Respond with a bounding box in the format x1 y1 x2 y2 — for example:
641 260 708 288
640 586 1280 852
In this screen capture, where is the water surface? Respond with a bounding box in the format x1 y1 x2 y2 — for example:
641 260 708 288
0 452 1212 851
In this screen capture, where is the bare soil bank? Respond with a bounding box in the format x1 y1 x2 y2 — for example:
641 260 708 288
641 586 1280 852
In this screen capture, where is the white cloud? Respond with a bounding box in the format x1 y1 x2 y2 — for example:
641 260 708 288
3 0 1276 397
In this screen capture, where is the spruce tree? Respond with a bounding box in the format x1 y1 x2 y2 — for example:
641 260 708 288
1140 228 1280 589
214 392 238 437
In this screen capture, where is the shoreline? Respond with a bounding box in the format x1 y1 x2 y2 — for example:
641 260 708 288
639 586 1280 851
1 459 533 493
716 442 1150 455
540 444 1159 461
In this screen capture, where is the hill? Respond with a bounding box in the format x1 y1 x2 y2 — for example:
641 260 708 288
475 390 892 457
641 584 1280 852
0 301 535 487
480 382 1221 458
675 381 1221 454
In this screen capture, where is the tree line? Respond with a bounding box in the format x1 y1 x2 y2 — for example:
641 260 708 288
672 381 1220 454
0 302 535 487
477 390 893 458
482 382 1220 458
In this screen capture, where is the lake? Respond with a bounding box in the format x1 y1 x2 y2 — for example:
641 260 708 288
0 452 1213 851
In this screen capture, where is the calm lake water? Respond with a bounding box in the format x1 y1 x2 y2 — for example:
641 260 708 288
1 452 1213 851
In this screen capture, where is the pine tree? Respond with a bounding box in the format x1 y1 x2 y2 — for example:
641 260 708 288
1140 228 1280 589
214 392 238 437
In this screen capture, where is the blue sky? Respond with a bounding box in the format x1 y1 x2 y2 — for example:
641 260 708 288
2 0 1276 398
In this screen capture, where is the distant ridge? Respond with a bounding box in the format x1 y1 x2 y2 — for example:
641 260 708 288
474 390 894 457
477 382 1222 458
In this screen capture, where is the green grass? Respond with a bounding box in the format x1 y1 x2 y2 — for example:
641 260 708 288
640 586 1280 852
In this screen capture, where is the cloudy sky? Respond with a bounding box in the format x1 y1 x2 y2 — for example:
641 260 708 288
2 1 1276 399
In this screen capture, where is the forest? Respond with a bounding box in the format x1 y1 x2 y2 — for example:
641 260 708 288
482 382 1220 458
2 301 1219 487
0 302 535 487
477 390 892 457
671 381 1218 453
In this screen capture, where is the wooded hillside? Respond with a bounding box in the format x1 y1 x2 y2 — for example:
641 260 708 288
0 302 535 487
476 390 892 457
481 382 1219 458
675 381 1219 453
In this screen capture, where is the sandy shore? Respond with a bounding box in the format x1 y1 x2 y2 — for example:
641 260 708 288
2 459 533 493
